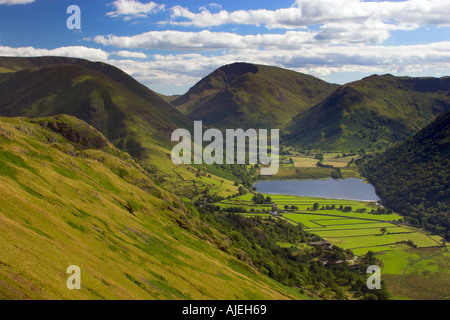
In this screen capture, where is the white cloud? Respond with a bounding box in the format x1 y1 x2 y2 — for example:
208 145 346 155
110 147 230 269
93 23 413 51
114 50 147 58
0 45 110 61
154 1 449 47
106 0 164 20
93 30 318 51
167 0 450 29
0 0 34 5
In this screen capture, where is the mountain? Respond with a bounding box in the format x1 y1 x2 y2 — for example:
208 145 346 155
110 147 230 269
157 92 181 104
0 57 242 197
0 57 191 153
362 111 450 240
284 74 450 151
0 115 300 299
172 62 338 129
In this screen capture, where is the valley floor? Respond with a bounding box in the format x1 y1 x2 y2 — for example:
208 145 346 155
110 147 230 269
212 193 449 300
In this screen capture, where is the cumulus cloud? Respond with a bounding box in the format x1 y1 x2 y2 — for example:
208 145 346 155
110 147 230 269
0 45 110 61
0 0 34 5
168 0 450 29
107 0 164 20
93 30 317 51
92 23 412 51
114 50 147 58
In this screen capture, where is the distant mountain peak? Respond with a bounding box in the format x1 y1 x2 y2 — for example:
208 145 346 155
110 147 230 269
284 74 450 151
172 62 338 130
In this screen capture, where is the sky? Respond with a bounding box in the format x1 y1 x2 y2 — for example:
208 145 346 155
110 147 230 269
0 0 449 95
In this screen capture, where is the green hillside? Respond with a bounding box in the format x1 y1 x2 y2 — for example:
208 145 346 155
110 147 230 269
0 59 191 151
172 62 338 129
0 57 243 197
284 74 450 151
0 115 300 299
362 111 450 240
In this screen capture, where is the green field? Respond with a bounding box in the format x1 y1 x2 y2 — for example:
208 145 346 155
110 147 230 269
214 193 445 261
380 247 450 300
212 184 448 300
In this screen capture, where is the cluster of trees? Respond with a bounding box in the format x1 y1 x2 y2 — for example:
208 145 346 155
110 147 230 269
315 159 343 180
331 168 343 180
316 161 334 169
252 193 272 204
335 152 357 158
197 207 390 299
369 208 393 215
362 111 450 240
309 203 352 212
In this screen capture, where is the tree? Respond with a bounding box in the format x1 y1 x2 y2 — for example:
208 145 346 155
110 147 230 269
380 227 387 235
252 193 265 204
284 205 290 210
313 203 320 211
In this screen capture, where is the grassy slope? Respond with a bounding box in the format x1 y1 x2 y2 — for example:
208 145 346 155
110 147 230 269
380 247 449 300
172 62 338 130
0 57 239 197
285 74 450 151
0 115 300 300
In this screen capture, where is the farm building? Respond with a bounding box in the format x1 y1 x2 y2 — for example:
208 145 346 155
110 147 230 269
307 240 333 249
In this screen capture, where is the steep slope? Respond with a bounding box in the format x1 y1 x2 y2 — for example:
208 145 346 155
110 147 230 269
172 62 338 129
362 111 450 240
284 74 450 151
0 115 299 299
0 57 242 197
0 60 191 153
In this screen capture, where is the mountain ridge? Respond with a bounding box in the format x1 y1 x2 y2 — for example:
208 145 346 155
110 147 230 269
284 74 450 150
172 62 339 130
0 56 249 198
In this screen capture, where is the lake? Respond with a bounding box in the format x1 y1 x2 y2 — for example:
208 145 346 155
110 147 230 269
253 178 380 201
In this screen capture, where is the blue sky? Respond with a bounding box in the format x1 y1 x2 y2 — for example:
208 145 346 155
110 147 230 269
0 0 449 95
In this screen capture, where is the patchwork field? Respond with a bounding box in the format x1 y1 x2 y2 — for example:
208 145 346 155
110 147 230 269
270 153 363 180
290 154 355 168
213 192 449 300
214 194 445 257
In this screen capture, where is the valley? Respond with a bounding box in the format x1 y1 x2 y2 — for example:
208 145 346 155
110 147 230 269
209 192 447 299
0 57 448 301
